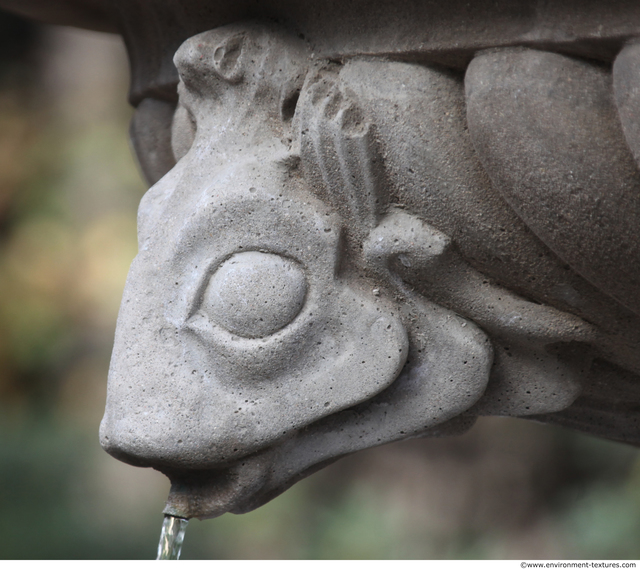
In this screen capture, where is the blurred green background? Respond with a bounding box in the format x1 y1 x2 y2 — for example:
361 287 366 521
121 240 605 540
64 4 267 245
0 11 639 560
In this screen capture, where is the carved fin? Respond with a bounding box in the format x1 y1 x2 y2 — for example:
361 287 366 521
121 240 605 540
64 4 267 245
297 66 389 231
364 210 597 416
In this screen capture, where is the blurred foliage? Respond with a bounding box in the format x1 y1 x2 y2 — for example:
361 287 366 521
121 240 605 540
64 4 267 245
0 11 639 560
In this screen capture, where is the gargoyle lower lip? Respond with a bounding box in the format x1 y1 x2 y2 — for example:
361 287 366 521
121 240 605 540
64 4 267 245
161 458 273 520
158 412 480 520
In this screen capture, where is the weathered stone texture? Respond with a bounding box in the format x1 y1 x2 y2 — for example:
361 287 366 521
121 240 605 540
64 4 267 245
2 0 640 519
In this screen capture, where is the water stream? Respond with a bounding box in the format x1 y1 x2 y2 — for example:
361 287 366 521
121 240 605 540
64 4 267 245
156 514 189 560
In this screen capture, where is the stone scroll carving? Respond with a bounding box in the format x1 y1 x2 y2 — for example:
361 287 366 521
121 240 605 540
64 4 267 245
95 22 640 519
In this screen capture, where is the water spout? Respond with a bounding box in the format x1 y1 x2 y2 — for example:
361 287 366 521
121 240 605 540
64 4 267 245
156 515 189 560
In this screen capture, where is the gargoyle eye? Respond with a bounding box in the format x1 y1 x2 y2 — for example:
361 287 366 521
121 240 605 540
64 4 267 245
201 251 307 338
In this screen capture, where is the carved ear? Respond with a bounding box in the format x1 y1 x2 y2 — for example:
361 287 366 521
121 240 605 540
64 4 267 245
212 32 245 83
174 31 246 98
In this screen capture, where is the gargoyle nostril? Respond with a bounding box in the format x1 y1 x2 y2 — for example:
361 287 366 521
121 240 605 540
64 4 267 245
201 251 307 338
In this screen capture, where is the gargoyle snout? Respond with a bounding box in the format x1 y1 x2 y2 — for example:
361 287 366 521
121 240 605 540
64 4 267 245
100 179 411 473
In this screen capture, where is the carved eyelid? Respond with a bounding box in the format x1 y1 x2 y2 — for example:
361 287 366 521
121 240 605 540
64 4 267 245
177 243 310 337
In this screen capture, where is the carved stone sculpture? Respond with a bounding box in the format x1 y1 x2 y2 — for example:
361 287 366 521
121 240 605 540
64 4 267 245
3 0 640 521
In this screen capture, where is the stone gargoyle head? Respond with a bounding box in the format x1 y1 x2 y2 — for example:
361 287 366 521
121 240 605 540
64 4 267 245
101 22 640 519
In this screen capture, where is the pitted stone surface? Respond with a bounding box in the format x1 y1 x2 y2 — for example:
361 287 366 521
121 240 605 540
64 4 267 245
99 22 640 518
4 1 640 521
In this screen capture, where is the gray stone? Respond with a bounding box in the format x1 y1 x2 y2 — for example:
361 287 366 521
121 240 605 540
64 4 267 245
466 48 640 318
3 0 640 520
